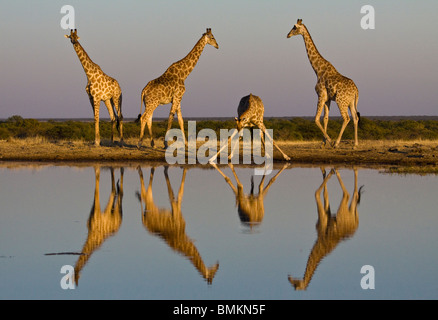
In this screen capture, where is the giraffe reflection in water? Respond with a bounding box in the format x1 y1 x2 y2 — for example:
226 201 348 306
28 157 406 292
289 168 364 290
74 166 124 285
136 166 219 284
212 163 289 231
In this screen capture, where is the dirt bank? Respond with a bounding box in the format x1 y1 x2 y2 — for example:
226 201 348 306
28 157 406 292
0 138 437 172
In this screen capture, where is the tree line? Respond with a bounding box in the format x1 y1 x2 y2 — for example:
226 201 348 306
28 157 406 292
1 115 438 142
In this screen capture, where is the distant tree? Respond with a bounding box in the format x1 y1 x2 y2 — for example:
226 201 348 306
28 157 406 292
7 115 25 126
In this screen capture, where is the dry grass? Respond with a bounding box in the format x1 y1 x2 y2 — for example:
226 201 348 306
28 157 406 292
0 137 437 173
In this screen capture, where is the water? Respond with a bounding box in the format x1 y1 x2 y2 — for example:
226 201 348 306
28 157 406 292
0 163 437 300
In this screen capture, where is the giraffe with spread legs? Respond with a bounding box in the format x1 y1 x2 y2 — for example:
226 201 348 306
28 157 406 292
287 19 360 148
137 28 219 149
212 163 289 231
136 166 219 284
65 29 123 146
288 167 364 290
209 94 291 163
74 166 124 285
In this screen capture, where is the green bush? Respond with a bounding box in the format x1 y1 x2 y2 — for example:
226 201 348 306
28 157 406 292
0 127 11 140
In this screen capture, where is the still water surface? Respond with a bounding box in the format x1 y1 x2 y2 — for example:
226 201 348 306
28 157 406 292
0 163 437 299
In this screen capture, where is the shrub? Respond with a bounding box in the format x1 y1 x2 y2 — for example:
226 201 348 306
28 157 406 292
1 116 438 142
0 127 11 140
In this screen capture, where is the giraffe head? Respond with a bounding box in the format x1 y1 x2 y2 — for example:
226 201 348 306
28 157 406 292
287 19 305 38
204 28 219 49
65 29 80 44
234 116 249 132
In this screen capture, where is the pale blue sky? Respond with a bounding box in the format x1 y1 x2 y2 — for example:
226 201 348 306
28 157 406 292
1 0 437 119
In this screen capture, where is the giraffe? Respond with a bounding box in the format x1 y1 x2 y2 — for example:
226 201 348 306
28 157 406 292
211 163 289 231
65 29 123 146
137 28 219 149
287 19 360 148
288 167 364 290
136 166 219 284
74 166 124 285
209 94 291 163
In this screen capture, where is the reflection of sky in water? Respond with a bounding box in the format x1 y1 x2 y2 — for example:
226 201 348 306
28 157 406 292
0 165 437 299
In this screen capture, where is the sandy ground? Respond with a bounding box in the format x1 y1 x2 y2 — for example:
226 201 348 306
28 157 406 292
0 137 437 173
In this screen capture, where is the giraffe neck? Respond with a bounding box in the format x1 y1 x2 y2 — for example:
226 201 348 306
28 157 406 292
73 41 101 79
167 35 208 80
301 26 335 76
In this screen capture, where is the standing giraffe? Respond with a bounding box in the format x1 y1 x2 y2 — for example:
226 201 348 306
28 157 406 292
289 168 364 290
137 28 219 149
65 29 123 146
209 94 291 163
287 19 360 148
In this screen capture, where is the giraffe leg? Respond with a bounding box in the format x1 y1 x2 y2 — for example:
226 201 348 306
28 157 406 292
138 113 154 148
138 101 157 149
112 93 124 144
262 163 289 195
93 165 101 213
164 101 186 149
333 170 351 216
315 168 334 227
106 168 116 212
93 100 100 146
146 117 154 148
333 106 350 148
228 129 242 160
176 107 188 148
86 90 94 113
163 166 176 204
86 89 100 146
258 123 291 161
136 167 145 210
349 102 359 149
251 126 269 160
104 100 116 144
138 115 146 148
257 174 266 194
209 129 239 163
314 92 333 147
177 168 187 204
351 168 364 212
229 163 243 188
353 117 359 149
322 101 331 147
164 105 177 149
117 167 124 198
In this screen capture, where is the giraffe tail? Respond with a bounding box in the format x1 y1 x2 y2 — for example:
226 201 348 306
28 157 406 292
354 93 361 127
136 91 144 123
116 93 123 132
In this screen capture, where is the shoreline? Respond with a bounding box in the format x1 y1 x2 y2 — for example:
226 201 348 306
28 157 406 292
1 138 437 173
